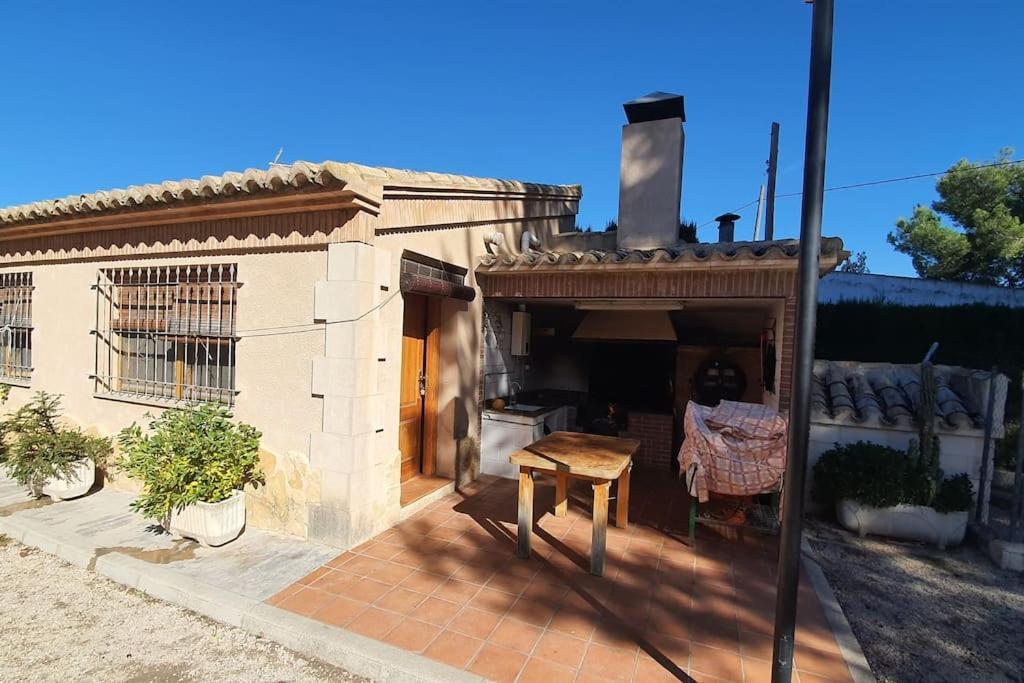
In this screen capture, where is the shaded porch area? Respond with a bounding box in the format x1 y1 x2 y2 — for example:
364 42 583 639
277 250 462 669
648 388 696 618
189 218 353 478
269 469 854 682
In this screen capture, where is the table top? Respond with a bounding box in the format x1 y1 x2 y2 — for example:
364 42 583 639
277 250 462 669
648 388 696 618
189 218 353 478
509 431 639 480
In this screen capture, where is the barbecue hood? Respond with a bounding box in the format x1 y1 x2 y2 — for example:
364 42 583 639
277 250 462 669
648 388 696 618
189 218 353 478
572 306 679 342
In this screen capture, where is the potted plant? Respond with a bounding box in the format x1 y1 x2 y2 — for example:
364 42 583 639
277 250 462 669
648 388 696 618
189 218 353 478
0 392 111 500
116 403 264 547
813 440 974 549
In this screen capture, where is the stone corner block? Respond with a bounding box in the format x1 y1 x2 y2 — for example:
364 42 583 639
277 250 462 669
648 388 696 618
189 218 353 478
322 394 384 436
314 280 377 322
324 318 386 360
309 431 376 474
327 242 378 283
311 356 377 398
374 248 392 289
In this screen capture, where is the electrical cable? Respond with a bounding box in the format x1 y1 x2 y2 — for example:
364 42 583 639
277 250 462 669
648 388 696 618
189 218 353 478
232 288 401 339
703 158 1024 229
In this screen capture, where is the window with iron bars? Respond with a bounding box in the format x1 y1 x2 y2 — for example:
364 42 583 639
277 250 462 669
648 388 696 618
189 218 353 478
0 272 33 383
93 265 238 406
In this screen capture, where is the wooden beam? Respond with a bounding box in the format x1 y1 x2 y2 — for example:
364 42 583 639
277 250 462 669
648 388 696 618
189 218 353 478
591 480 611 576
615 464 631 529
554 472 569 517
517 466 534 559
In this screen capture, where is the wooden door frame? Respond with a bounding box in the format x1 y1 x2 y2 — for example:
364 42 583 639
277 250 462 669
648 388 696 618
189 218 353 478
405 295 442 479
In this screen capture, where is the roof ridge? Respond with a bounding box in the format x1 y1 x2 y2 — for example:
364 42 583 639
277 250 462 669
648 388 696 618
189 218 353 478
0 160 580 227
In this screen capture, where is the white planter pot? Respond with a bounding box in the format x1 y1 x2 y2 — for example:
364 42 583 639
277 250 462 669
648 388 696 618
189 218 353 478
837 499 968 549
169 490 246 547
994 468 1017 490
40 459 96 501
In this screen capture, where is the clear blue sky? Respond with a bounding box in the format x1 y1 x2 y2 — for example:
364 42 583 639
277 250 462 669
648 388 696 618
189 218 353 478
2 1 1021 276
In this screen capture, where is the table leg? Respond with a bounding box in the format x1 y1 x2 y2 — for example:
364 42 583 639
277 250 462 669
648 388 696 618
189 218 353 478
615 464 631 529
517 466 534 559
554 471 569 517
590 480 611 576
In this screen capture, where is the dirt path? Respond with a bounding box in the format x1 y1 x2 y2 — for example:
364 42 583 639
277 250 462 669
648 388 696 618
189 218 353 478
808 521 1024 683
0 535 366 682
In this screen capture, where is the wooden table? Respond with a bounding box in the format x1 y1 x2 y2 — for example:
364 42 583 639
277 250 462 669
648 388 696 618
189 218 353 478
510 431 639 576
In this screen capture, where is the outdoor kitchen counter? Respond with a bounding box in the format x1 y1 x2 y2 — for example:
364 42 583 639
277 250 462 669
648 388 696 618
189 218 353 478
510 431 639 576
481 404 564 424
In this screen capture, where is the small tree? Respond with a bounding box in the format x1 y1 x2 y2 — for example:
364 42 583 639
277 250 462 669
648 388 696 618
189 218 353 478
2 392 111 497
679 220 699 244
840 251 870 273
905 361 944 506
116 403 264 528
888 150 1024 285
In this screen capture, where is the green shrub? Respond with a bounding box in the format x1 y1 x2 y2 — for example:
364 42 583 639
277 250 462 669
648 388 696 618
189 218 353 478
813 439 974 513
932 473 974 513
816 302 1024 409
812 441 907 508
1 392 111 497
116 403 264 525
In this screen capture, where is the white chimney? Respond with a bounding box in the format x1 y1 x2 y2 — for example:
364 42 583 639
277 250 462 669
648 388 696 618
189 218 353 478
616 92 685 250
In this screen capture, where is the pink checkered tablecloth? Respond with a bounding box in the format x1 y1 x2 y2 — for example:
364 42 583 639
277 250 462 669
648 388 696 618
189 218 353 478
678 400 788 503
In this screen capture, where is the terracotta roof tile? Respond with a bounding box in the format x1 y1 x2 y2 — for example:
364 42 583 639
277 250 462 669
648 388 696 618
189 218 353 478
811 360 1007 434
477 238 846 270
0 161 580 227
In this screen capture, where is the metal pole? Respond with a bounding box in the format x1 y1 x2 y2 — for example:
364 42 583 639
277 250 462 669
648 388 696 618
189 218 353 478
765 121 781 240
1012 372 1024 542
771 1 834 681
975 366 999 524
753 184 766 240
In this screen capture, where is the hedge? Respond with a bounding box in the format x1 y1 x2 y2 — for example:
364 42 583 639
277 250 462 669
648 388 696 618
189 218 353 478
816 301 1024 411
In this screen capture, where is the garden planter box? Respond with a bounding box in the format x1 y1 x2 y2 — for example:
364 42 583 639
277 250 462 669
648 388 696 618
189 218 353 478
40 459 95 501
837 499 968 549
169 490 246 547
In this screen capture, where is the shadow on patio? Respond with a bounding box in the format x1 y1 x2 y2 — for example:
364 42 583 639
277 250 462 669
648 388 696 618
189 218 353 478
269 469 853 682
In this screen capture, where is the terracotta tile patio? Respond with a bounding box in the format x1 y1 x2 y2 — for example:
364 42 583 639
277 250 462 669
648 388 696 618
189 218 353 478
269 469 853 682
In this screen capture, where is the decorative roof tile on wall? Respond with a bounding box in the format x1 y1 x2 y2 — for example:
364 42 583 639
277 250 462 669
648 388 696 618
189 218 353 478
477 238 847 271
811 359 1007 435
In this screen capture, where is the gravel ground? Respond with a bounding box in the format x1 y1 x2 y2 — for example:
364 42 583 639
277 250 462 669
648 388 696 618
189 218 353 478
807 521 1024 683
0 535 366 682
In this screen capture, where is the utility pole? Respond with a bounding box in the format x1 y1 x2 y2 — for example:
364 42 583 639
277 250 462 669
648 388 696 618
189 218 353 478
765 121 780 240
771 1 834 682
753 184 766 240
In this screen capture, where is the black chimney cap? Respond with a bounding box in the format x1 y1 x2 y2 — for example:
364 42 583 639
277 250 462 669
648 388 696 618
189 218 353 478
714 213 741 223
623 92 685 124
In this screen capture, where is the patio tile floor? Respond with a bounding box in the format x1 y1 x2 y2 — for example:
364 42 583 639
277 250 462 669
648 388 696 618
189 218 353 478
270 470 854 682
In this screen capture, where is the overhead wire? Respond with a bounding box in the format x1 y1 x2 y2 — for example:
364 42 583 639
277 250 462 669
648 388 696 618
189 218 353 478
703 158 1024 229
232 288 401 338
214 161 1024 339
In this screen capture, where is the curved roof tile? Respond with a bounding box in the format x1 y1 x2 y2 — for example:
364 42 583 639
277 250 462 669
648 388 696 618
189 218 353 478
478 238 846 270
0 160 580 227
811 359 1006 434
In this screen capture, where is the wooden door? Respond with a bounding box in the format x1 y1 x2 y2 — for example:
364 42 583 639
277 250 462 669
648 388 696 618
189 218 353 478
400 294 428 482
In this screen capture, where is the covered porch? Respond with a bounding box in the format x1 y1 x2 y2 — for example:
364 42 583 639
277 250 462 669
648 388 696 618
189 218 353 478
270 468 854 682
